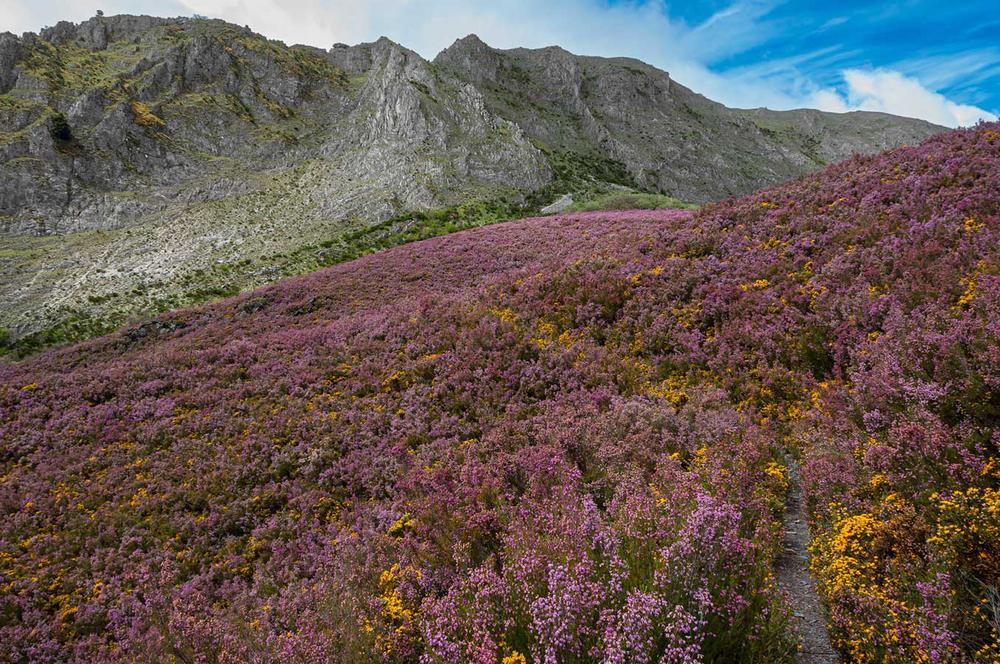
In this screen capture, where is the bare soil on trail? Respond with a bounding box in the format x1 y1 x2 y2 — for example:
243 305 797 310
776 459 841 664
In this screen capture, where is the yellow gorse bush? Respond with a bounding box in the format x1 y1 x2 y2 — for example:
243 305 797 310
929 486 1000 577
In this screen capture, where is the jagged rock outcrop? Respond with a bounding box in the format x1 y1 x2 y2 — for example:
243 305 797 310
0 33 21 92
0 18 545 237
0 15 945 352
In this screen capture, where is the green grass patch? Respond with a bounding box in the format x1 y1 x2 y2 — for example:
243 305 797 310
0 309 119 359
565 191 697 213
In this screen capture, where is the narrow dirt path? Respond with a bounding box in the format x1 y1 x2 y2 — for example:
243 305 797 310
775 458 840 663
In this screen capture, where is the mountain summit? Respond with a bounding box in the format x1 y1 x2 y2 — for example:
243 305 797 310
0 14 943 352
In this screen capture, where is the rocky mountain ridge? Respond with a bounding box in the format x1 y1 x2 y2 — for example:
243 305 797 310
436 33 940 202
0 17 546 235
0 14 944 354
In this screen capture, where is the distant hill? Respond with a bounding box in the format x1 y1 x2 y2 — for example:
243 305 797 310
0 14 943 353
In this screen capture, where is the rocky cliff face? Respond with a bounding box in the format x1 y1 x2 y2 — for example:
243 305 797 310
434 34 941 203
0 18 545 235
0 15 944 353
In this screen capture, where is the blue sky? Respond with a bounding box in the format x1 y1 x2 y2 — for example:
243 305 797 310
2 0 997 126
663 1 1000 113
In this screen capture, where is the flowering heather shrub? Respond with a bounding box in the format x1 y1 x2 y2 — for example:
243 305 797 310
1 123 999 662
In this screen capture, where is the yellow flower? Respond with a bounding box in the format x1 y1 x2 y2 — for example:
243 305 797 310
491 307 519 325
963 216 983 232
382 369 408 390
740 279 771 291
387 513 413 537
955 260 986 309
128 487 149 508
764 461 788 488
502 652 527 664
532 321 558 348
644 374 690 407
381 587 410 622
957 275 977 307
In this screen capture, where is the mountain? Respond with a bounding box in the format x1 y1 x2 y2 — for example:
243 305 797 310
435 34 938 203
2 123 996 662
0 15 943 354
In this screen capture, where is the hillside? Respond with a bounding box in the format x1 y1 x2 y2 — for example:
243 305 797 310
0 14 943 355
2 124 997 662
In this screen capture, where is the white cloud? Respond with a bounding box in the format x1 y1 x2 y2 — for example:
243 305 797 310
174 0 379 48
1 0 996 127
811 69 997 127
0 0 190 33
0 0 33 32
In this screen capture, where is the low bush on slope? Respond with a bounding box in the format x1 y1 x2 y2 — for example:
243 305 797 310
1 125 998 662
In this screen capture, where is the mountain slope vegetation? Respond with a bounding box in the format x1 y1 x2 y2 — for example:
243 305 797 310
2 123 997 662
0 14 943 354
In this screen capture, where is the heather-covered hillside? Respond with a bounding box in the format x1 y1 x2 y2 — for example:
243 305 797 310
1 125 998 662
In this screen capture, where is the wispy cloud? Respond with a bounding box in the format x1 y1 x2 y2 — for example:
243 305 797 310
819 16 849 30
1 0 996 127
812 69 998 127
894 49 1000 100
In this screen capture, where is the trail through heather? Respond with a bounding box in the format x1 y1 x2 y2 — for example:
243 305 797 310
776 459 839 663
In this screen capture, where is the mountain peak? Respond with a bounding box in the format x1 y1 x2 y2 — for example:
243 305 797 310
436 33 494 63
434 33 502 75
453 33 489 48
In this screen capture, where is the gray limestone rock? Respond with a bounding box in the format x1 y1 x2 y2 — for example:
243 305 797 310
0 33 21 93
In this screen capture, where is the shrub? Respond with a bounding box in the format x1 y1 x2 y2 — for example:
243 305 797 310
130 100 167 128
48 112 73 141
